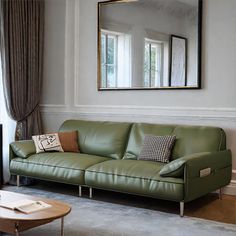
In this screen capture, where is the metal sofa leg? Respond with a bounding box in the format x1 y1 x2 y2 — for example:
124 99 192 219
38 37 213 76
16 175 20 187
219 188 223 200
89 187 93 199
78 186 82 197
180 202 184 217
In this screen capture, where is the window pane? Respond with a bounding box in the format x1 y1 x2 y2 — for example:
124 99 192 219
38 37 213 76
101 65 106 87
144 71 150 87
150 45 157 86
101 34 106 64
151 45 157 71
107 36 115 64
144 43 150 87
107 65 116 87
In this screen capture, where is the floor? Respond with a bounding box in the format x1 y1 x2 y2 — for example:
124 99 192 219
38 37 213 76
185 193 236 224
1 182 236 236
5 180 236 225
88 186 236 225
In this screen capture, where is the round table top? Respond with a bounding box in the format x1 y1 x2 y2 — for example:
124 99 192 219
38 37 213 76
0 190 71 221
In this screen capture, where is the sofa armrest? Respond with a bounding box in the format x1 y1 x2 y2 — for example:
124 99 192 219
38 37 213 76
10 140 36 159
160 150 232 202
183 150 231 178
160 150 231 178
183 150 232 202
160 152 209 178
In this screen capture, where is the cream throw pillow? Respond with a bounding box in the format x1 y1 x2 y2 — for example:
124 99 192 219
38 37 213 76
32 133 64 153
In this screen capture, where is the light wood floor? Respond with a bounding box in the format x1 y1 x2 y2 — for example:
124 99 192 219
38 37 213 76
91 188 236 225
185 193 236 225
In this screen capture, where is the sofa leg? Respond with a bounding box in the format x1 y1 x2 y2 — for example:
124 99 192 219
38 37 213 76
219 188 223 200
180 202 184 217
78 186 82 197
16 175 20 187
89 187 93 199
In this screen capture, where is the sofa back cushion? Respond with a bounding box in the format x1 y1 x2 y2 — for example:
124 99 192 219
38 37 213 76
124 123 226 160
171 125 226 160
124 123 176 159
59 120 131 159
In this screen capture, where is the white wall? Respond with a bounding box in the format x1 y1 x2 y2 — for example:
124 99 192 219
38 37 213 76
42 0 66 105
41 0 236 194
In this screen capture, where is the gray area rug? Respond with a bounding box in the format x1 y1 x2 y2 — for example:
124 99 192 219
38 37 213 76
2 185 236 236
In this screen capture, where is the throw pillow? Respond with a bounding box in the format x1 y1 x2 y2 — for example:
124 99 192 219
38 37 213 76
32 133 64 153
138 135 176 163
58 131 80 152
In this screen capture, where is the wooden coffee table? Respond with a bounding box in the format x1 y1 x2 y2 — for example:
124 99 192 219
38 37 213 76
0 190 71 236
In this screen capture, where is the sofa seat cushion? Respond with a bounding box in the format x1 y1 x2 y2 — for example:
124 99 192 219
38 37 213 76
85 160 184 201
10 153 110 185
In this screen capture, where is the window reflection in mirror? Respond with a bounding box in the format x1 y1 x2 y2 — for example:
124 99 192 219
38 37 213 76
144 38 170 88
101 30 131 88
98 0 202 90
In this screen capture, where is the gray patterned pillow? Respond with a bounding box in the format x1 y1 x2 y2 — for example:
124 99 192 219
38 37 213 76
138 135 176 163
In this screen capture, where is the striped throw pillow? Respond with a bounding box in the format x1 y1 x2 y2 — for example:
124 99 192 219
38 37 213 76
138 135 176 163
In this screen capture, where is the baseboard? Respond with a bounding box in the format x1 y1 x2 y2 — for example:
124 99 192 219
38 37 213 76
223 180 236 196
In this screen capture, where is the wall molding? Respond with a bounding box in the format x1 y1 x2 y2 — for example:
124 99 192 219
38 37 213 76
41 104 236 122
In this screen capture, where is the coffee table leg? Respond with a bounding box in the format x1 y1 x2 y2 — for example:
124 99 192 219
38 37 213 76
15 229 19 236
61 217 64 236
15 223 19 236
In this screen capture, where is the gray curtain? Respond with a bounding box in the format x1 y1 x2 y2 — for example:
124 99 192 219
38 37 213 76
0 0 45 141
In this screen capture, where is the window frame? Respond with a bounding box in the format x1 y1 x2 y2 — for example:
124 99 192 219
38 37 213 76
144 39 164 88
101 30 119 88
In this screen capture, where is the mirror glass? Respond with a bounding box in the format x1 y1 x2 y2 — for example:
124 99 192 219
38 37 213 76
98 0 202 90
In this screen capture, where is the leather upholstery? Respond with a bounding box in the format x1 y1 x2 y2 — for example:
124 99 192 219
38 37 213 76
160 150 231 178
9 120 232 205
85 160 184 201
124 123 226 160
10 152 109 185
10 140 36 158
183 150 231 179
124 123 175 159
185 166 231 202
59 120 131 159
171 126 226 159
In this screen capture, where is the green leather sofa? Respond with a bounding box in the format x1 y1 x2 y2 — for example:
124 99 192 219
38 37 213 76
9 120 232 216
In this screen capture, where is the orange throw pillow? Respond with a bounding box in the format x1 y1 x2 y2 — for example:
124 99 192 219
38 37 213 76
58 131 80 153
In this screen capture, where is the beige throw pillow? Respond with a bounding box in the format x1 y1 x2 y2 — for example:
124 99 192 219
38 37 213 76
32 133 64 153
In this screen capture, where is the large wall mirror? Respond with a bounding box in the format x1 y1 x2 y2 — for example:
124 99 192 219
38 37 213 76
97 0 202 90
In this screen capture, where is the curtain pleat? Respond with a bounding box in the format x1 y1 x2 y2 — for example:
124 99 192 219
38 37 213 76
0 0 45 141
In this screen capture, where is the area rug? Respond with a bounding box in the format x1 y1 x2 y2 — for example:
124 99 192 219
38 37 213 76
2 185 236 236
